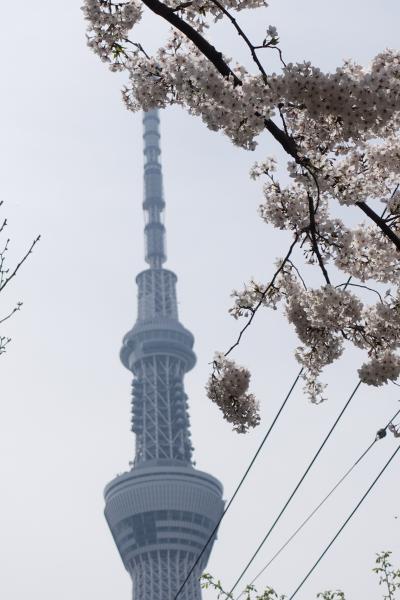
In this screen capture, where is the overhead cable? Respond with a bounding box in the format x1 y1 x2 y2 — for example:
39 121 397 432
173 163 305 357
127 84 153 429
173 367 304 600
236 406 400 598
288 442 400 599
228 380 362 596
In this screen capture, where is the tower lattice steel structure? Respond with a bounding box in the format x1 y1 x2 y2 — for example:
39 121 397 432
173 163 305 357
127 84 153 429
104 110 224 600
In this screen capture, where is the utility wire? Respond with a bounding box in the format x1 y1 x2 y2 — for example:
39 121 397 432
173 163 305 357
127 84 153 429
173 368 304 600
228 380 362 596
288 442 400 599
236 406 400 598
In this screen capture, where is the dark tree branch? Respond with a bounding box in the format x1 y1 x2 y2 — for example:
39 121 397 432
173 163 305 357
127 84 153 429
209 0 268 81
357 201 400 251
140 0 242 84
139 0 299 154
307 192 331 284
139 0 400 252
263 118 299 159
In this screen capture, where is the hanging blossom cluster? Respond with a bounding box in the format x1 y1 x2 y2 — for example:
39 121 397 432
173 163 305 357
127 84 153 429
83 0 400 413
206 353 260 432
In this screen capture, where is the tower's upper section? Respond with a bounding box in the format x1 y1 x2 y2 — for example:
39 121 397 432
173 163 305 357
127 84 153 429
143 110 166 269
120 109 196 465
120 109 195 376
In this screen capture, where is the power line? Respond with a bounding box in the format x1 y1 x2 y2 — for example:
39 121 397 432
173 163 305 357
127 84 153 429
288 442 400 599
173 367 304 600
228 380 362 596
236 406 400 598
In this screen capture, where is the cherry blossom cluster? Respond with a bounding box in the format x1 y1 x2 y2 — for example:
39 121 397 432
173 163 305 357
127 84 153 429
120 31 270 147
82 0 142 68
206 353 260 432
83 0 400 410
283 285 361 402
268 55 400 143
232 270 400 401
249 135 400 399
335 225 400 284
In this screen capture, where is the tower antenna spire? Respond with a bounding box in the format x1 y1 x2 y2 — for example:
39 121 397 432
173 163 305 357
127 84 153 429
143 109 166 269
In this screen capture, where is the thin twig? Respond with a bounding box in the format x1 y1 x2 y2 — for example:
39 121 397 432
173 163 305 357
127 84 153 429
225 235 299 357
0 236 40 293
208 0 268 82
254 43 287 68
336 282 384 303
172 1 193 11
287 259 307 290
0 302 22 325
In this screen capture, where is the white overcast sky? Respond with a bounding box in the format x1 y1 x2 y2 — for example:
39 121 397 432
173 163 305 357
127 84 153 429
1 2 400 599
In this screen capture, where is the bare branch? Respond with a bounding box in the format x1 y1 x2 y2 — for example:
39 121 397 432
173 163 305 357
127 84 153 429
287 259 308 290
0 235 41 293
208 0 268 81
335 282 384 303
0 302 22 325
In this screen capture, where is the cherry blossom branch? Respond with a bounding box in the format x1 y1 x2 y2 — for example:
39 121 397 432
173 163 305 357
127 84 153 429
356 201 400 251
138 0 300 156
208 0 268 81
123 38 151 59
137 0 400 252
224 234 299 357
254 42 287 68
140 0 242 84
262 117 299 158
307 192 331 284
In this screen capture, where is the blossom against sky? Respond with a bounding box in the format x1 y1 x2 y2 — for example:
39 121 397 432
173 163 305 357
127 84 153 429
1 2 400 600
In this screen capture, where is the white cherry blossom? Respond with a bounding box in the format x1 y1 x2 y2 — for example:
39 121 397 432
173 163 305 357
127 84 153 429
206 353 260 432
83 0 400 413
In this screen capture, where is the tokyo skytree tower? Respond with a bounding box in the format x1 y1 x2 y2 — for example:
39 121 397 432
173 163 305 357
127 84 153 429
103 110 224 600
